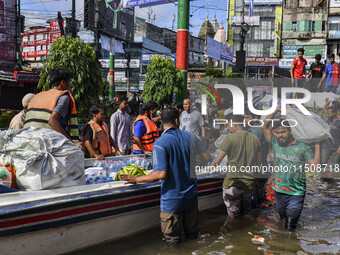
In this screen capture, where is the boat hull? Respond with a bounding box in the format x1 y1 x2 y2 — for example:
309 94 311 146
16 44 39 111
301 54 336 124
0 177 223 255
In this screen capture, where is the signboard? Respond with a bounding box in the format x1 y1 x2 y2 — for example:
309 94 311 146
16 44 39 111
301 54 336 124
273 6 282 57
22 39 49 47
99 59 140 68
22 50 48 59
283 45 304 57
0 0 15 62
230 16 260 26
329 31 340 39
141 53 175 63
330 0 340 7
206 37 233 63
14 71 40 83
125 0 177 8
245 0 282 4
232 56 279 66
279 58 315 69
99 0 134 42
115 86 139 92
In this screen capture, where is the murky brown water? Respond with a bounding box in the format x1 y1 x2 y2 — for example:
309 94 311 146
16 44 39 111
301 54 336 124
73 176 340 255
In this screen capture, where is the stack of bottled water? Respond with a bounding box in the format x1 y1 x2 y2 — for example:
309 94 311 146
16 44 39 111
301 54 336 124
85 157 150 185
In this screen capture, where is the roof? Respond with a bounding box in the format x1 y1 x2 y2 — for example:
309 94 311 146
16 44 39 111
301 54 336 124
198 14 215 40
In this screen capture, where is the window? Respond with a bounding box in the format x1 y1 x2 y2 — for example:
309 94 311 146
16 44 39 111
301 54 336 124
292 22 297 32
322 21 326 31
311 21 315 32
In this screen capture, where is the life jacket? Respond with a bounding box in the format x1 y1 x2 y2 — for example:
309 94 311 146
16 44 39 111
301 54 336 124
24 89 80 142
132 115 159 152
82 120 112 158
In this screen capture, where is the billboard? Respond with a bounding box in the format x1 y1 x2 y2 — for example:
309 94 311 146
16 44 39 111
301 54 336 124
232 56 279 66
85 0 134 42
206 37 233 64
125 0 177 8
0 0 16 62
230 16 260 26
245 0 282 4
141 53 175 63
330 0 340 7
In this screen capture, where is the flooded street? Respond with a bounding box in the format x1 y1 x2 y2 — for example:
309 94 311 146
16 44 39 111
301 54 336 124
73 176 340 255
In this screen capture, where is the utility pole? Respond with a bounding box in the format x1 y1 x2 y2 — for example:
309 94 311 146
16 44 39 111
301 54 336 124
109 38 115 99
94 0 100 59
71 0 76 38
236 0 248 73
176 0 190 102
15 0 22 67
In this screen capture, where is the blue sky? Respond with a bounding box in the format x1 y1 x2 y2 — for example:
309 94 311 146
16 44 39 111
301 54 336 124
20 0 228 36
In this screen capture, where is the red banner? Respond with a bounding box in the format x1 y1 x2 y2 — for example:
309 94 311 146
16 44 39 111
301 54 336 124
22 39 49 47
22 50 48 59
232 56 279 66
50 32 62 43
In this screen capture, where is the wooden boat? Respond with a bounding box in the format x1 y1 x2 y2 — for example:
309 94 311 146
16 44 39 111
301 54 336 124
0 157 224 255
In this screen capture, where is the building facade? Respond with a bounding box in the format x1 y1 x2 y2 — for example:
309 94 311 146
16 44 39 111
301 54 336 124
280 0 328 69
229 0 282 79
328 0 340 58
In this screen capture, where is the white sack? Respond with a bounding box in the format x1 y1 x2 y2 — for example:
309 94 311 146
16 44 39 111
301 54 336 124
0 127 85 190
303 92 339 109
286 107 331 144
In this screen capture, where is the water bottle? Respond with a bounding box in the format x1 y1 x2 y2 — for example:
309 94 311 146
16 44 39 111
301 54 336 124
141 159 148 170
136 157 141 167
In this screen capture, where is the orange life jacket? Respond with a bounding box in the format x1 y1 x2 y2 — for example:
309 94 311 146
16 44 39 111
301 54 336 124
132 115 159 152
82 120 112 158
24 89 79 142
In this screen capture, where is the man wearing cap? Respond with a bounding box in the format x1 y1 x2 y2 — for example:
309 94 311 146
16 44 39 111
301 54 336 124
9 93 35 130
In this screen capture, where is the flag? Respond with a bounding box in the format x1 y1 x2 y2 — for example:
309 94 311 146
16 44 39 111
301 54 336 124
249 0 253 17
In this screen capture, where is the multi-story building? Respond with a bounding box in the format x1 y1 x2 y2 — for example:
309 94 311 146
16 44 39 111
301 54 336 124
229 0 282 79
328 0 340 59
280 0 328 69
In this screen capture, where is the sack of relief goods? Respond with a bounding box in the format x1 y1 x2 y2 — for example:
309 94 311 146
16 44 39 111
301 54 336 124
286 107 331 144
303 92 339 109
0 127 85 190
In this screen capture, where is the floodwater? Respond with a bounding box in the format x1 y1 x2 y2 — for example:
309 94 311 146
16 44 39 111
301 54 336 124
73 176 340 255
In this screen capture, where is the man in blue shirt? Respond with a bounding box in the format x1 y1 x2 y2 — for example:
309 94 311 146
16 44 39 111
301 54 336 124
132 103 159 154
121 107 211 244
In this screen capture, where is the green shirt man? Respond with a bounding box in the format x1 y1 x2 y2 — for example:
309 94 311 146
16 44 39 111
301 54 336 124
269 135 314 196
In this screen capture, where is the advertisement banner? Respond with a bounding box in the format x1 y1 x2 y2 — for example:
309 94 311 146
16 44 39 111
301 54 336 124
230 16 260 26
98 0 134 42
22 39 49 47
283 45 304 57
99 59 140 68
330 0 340 7
232 56 279 66
329 31 340 39
206 37 233 63
279 58 315 69
142 53 175 63
50 32 62 44
274 6 282 57
0 0 15 62
245 0 282 4
125 0 177 7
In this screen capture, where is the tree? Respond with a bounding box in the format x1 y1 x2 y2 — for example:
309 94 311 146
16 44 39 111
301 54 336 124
39 37 104 121
142 56 183 107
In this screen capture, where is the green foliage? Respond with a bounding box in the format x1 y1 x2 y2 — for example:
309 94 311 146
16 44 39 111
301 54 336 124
0 111 15 129
38 37 104 119
142 56 183 108
202 67 225 78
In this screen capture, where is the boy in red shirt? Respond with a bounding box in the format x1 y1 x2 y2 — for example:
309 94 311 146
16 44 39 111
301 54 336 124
290 48 308 99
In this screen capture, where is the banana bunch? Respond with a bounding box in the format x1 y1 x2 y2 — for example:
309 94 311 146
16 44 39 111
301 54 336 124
115 164 149 181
